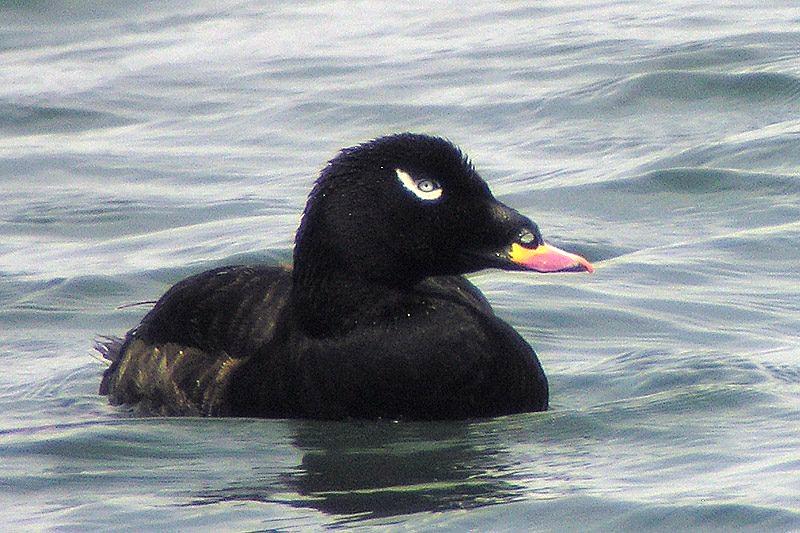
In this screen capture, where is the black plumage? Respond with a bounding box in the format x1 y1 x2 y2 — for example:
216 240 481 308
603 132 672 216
99 133 591 420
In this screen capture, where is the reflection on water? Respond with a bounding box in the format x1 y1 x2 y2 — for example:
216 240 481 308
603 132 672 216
184 412 620 523
192 419 524 519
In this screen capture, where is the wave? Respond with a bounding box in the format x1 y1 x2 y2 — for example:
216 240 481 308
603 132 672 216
0 102 131 136
610 70 800 105
535 70 800 121
601 167 800 195
523 167 800 210
640 120 800 172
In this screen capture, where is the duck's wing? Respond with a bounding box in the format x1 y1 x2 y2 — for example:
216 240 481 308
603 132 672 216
99 265 292 416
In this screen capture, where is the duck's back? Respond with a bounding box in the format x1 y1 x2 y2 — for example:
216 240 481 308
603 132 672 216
100 265 291 416
100 269 546 419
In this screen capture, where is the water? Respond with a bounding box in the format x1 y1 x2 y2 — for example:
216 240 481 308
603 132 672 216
2 1 800 530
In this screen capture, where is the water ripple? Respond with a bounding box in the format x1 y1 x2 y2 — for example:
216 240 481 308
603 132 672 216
0 102 132 136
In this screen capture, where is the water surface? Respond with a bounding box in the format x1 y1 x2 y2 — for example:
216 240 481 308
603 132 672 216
2 1 799 530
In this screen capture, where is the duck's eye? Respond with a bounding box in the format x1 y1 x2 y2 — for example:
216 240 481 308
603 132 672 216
395 169 443 201
417 179 439 193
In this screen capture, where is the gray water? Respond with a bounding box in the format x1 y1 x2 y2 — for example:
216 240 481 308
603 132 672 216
2 1 800 530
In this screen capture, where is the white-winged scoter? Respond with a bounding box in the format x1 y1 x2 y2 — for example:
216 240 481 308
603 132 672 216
99 133 593 420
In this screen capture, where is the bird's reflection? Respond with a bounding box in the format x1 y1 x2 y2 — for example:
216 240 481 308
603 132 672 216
191 417 525 520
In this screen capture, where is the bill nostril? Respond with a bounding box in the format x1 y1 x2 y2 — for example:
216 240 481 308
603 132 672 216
519 229 537 246
517 223 543 248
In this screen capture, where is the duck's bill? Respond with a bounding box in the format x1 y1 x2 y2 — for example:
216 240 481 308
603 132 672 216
508 242 594 273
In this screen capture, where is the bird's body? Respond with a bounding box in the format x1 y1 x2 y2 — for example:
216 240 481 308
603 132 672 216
100 134 592 420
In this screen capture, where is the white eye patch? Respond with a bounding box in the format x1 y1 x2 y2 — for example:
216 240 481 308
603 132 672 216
395 169 443 201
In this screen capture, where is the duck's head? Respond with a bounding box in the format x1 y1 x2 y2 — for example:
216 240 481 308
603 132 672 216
294 133 592 285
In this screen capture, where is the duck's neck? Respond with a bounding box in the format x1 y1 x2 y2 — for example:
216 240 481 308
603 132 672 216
291 274 401 337
290 245 416 338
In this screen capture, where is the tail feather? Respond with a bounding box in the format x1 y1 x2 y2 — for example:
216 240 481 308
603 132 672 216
96 335 125 395
94 335 124 363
